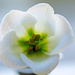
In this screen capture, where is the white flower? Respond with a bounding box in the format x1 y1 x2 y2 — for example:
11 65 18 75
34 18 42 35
0 3 74 75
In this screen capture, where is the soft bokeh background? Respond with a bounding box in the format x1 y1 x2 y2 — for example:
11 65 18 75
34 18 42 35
0 0 75 75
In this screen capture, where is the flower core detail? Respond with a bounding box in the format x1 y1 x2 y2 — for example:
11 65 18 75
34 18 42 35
18 28 48 54
25 34 43 52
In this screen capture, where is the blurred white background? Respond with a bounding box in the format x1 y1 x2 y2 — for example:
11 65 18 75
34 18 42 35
0 0 75 75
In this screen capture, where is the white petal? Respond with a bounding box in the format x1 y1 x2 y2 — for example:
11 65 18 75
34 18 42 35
14 13 37 38
21 13 37 30
34 15 56 37
1 10 37 39
41 36 58 55
50 14 74 55
0 31 27 68
0 10 26 39
42 14 74 55
27 3 56 36
20 53 59 74
27 3 54 20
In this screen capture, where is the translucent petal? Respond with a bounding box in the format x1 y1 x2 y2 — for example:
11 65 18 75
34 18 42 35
27 3 54 20
42 14 74 55
20 53 59 74
0 31 27 68
1 10 37 39
27 3 56 37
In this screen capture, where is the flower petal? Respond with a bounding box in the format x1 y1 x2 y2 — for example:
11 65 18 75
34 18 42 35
1 10 37 39
21 13 37 31
1 10 26 39
14 13 37 38
42 14 74 55
0 31 27 68
34 15 56 37
27 3 56 37
50 14 74 55
20 53 59 74
27 3 54 20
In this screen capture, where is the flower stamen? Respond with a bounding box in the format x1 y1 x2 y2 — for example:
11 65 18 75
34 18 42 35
25 41 29 43
28 46 33 51
35 34 41 42
35 44 40 50
25 34 43 52
40 38 43 41
32 34 35 38
29 38 35 45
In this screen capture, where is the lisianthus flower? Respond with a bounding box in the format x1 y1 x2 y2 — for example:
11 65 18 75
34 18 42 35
0 3 74 74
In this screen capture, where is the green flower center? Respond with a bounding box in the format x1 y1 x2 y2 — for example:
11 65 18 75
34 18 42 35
25 34 43 52
18 28 48 54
